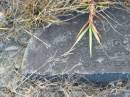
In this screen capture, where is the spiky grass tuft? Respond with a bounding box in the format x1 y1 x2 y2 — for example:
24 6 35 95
66 0 130 57
77 0 102 57
65 0 111 57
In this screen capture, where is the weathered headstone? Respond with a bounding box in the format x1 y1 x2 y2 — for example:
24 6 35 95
23 7 130 84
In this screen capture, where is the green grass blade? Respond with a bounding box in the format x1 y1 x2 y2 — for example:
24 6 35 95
89 25 93 57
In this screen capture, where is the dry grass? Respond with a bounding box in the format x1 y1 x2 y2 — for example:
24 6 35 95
1 67 130 97
0 0 130 97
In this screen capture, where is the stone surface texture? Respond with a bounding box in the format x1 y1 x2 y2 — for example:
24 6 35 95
24 7 130 75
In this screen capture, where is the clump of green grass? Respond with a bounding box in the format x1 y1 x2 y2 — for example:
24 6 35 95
73 0 103 57
64 0 113 56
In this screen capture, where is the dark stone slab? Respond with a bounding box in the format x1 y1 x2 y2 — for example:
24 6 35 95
26 73 130 86
23 7 130 76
